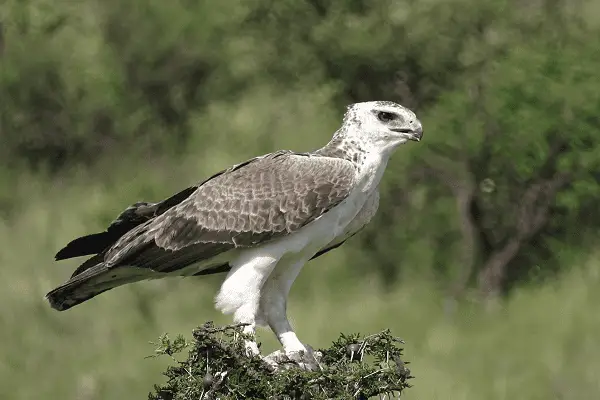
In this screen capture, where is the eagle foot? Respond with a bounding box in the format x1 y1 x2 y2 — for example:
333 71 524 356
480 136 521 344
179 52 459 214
244 339 261 358
262 345 323 372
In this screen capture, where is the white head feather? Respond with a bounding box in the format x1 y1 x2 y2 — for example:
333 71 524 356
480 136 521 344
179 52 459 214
342 101 422 153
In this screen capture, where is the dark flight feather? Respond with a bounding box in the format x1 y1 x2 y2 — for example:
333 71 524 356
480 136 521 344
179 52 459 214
55 186 197 261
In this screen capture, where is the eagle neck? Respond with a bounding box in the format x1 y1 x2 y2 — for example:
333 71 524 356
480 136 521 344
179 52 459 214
315 127 368 165
316 128 391 194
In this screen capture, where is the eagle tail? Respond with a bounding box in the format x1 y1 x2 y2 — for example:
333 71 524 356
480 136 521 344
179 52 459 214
45 262 145 311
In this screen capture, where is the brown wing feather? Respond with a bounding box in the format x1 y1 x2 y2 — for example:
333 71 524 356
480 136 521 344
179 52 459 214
47 151 355 311
55 151 271 263
102 151 356 273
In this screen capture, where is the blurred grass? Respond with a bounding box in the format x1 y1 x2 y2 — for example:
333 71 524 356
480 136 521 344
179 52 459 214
1 165 599 399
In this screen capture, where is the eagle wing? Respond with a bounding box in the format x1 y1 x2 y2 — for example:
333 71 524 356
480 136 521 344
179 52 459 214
62 151 356 276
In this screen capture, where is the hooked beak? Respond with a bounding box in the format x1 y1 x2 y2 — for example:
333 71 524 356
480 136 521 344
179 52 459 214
390 127 423 142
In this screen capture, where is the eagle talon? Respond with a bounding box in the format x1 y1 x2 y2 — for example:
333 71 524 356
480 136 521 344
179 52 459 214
263 345 322 372
244 340 261 358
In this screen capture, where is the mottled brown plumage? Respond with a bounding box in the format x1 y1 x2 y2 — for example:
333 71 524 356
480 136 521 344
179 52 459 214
47 150 356 310
106 151 355 267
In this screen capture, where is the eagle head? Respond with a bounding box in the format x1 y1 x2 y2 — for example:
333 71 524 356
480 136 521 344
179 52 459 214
342 101 423 153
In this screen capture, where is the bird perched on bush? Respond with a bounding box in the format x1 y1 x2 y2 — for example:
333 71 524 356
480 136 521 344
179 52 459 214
47 101 423 368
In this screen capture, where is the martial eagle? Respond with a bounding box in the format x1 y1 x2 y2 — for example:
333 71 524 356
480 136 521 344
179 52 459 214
46 101 423 367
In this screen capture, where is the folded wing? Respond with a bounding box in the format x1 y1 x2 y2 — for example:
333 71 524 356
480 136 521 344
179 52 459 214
48 151 356 311
58 150 357 276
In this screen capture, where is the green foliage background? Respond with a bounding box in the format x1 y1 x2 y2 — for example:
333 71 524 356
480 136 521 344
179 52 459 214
1 0 599 398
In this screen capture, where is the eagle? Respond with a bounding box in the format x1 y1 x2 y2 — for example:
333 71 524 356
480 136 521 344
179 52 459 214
46 101 423 367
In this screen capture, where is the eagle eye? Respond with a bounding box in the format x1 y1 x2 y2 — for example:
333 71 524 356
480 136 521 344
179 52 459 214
377 111 396 122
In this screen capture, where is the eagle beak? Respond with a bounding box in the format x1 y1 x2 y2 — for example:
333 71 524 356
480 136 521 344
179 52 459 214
410 127 423 142
391 127 423 142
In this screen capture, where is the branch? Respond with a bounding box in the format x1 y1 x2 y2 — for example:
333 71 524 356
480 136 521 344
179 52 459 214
478 171 571 296
515 172 570 240
421 162 478 297
477 238 521 297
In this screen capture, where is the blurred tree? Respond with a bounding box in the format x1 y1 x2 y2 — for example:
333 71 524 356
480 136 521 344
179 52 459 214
359 0 600 298
0 0 598 297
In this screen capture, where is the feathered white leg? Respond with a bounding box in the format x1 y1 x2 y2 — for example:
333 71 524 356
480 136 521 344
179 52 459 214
259 258 321 370
215 252 279 357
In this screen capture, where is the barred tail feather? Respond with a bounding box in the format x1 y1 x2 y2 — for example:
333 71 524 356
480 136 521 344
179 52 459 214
45 262 145 311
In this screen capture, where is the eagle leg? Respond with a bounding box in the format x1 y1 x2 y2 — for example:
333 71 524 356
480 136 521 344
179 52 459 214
241 322 260 357
258 257 321 370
